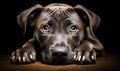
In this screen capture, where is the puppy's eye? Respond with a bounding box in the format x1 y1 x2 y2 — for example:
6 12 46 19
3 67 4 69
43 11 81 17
70 25 78 32
41 25 50 33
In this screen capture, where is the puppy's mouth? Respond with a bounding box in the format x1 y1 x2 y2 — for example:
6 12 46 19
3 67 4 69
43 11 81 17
41 51 76 64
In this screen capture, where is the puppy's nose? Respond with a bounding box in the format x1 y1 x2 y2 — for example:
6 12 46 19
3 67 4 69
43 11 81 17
51 46 68 57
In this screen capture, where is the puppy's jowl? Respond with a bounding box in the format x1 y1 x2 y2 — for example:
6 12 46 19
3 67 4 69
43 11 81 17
10 3 105 64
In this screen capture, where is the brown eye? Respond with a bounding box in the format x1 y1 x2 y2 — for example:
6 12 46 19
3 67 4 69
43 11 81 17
70 25 78 32
41 25 50 33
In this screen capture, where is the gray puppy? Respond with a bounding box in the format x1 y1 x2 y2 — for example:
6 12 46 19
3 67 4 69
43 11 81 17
10 3 105 64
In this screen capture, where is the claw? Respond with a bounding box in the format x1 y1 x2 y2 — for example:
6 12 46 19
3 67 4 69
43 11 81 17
18 57 21 62
91 55 94 60
30 54 33 59
22 57 25 62
12 56 15 61
78 56 81 61
74 55 76 60
82 56 85 61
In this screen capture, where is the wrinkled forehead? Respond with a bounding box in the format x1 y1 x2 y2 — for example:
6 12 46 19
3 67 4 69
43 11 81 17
45 3 73 9
36 4 83 28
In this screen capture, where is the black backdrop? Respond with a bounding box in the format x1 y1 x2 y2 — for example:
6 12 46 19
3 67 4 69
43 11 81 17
1 0 119 54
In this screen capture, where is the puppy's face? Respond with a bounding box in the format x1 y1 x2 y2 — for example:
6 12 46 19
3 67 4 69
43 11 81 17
34 6 84 64
17 3 101 64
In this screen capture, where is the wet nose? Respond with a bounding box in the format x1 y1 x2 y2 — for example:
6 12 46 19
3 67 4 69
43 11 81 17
51 46 68 57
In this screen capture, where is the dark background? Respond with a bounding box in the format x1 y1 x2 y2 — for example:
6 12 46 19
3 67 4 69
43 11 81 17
1 0 119 54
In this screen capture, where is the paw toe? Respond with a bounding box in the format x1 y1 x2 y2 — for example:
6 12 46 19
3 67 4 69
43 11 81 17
10 50 36 64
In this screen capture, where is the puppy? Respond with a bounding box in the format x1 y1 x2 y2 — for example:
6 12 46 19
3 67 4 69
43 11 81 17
10 3 105 64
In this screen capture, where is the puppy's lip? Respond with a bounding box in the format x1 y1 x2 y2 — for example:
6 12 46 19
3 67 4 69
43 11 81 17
42 53 75 64
43 58 74 65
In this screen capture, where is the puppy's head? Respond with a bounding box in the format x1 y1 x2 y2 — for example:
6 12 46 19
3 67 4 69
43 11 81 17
17 3 101 64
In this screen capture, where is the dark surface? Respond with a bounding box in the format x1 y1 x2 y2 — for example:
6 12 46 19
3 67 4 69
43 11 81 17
0 54 120 71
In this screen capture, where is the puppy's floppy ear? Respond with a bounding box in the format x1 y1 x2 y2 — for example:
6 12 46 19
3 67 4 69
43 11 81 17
74 5 101 37
17 4 43 35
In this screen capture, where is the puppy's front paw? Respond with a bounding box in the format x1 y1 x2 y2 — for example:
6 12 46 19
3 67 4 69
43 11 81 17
74 49 96 64
10 48 36 64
